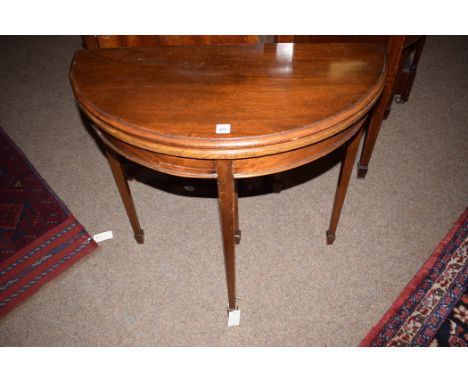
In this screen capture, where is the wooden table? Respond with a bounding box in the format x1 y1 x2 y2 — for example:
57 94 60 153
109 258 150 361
70 43 386 314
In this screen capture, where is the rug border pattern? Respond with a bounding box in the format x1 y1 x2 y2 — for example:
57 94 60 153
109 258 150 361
360 208 468 346
0 126 98 318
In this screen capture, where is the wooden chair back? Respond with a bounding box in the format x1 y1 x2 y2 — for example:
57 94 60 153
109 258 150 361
83 35 259 49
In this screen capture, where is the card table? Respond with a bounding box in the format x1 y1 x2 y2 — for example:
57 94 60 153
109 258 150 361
70 43 386 313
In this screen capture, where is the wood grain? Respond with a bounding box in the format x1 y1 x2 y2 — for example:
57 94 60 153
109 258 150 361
83 35 259 49
71 44 385 160
216 160 237 309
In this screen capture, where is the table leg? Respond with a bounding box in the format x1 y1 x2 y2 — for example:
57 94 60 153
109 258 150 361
272 173 283 193
217 160 237 310
105 148 144 244
234 180 241 244
327 128 364 244
357 36 405 178
395 37 426 104
356 96 387 179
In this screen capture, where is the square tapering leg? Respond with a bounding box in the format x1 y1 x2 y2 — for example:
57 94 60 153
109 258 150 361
105 148 144 244
234 179 241 244
358 36 406 178
327 127 364 244
217 160 237 310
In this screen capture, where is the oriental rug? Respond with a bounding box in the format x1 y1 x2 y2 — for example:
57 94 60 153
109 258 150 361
360 208 468 346
0 126 98 318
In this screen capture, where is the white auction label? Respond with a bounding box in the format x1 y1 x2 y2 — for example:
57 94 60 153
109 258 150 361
228 309 241 327
92 231 113 243
216 124 231 134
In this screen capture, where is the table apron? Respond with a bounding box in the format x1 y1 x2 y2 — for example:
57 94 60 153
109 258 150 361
91 117 366 179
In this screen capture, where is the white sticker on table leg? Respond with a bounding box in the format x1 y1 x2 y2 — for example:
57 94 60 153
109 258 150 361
228 308 241 327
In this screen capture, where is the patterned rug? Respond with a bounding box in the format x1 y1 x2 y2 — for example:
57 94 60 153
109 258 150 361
0 127 98 318
430 289 468 346
360 208 468 346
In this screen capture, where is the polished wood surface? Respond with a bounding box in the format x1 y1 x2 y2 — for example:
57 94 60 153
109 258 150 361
275 35 425 177
71 44 385 160
83 35 259 49
71 43 386 311
357 36 405 177
91 115 364 179
106 148 145 243
84 35 425 180
326 126 364 244
217 160 237 309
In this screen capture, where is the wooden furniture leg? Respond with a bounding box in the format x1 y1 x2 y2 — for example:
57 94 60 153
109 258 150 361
217 160 237 310
272 173 283 193
105 148 145 244
395 36 426 104
234 180 241 244
357 36 406 178
327 128 364 244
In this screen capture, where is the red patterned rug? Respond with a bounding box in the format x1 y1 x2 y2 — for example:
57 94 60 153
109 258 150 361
360 208 468 346
0 127 98 318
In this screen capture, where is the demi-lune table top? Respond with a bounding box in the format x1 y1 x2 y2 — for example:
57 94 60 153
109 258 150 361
70 43 385 159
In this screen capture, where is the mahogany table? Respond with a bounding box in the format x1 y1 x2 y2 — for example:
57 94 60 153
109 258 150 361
70 43 386 313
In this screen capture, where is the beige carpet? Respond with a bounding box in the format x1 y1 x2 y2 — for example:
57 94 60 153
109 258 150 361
0 36 467 346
